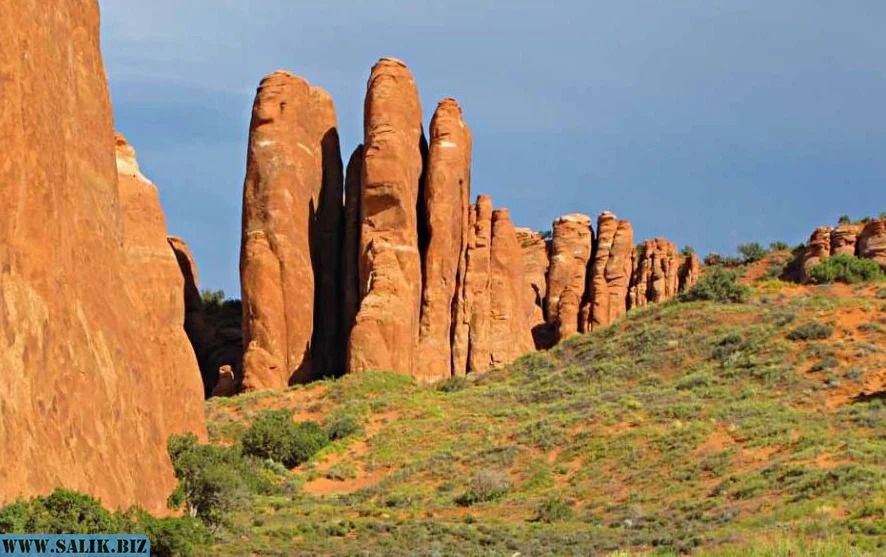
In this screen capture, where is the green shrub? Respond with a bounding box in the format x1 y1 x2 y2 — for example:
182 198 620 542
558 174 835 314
533 498 575 523
324 411 363 441
877 288 886 300
769 241 790 252
808 255 884 284
456 469 512 506
738 242 768 263
140 516 209 557
241 410 328 467
436 375 469 393
678 267 751 304
166 434 252 530
787 322 834 341
0 489 122 534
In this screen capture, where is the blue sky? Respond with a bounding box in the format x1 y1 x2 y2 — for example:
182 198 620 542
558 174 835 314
100 1 886 296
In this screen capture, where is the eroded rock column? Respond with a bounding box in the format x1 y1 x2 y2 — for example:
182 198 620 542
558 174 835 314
545 214 593 342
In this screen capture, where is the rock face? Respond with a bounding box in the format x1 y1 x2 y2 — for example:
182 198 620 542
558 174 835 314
630 239 679 307
347 58 425 375
678 252 701 292
456 196 494 373
585 212 634 330
169 236 243 397
485 210 536 367
341 145 364 346
416 99 472 381
515 228 549 347
830 224 862 256
800 226 832 282
545 214 593 342
240 71 343 390
858 219 886 270
0 0 204 513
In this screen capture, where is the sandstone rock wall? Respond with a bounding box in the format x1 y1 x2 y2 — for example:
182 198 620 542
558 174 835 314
417 99 472 381
0 0 204 513
800 226 833 282
545 214 593 342
347 58 425 375
858 219 886 270
585 212 634 330
240 71 343 390
515 228 549 347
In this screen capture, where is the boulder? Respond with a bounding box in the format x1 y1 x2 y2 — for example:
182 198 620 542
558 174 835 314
417 99 472 381
240 71 343 389
545 214 593 341
347 58 424 375
858 219 886 270
0 0 205 513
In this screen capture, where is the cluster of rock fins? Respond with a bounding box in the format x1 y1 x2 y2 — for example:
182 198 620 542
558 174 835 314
224 59 704 391
800 221 886 281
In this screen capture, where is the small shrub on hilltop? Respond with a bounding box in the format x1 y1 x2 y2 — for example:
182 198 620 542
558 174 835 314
678 267 751 304
456 469 512 506
769 241 790 252
787 322 834 341
241 410 328 468
808 255 884 284
738 242 768 263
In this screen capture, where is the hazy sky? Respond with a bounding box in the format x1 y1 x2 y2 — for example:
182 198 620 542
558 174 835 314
100 1 886 296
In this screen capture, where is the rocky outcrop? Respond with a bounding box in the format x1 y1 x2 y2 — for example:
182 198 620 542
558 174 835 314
800 227 832 282
347 58 425 375
515 228 549 347
169 236 243 397
630 239 680 307
0 0 204 513
417 99 472 381
485 210 536 367
545 214 593 342
858 219 886 270
585 212 634 330
678 252 701 292
456 196 494 373
240 71 343 390
830 224 862 256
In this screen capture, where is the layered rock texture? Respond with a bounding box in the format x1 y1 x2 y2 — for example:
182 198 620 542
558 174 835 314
797 217 886 281
0 0 204 512
238 59 698 385
240 71 343 390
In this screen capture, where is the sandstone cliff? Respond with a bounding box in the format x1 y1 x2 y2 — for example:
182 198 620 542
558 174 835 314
545 214 593 342
0 0 204 513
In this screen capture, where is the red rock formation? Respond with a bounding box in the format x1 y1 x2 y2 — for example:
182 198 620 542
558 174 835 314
459 196 495 373
515 228 549 346
348 58 425 375
169 236 243 397
211 365 237 398
0 0 204 513
858 219 886 270
545 214 593 341
240 71 343 390
678 252 701 292
485 210 536 367
800 226 832 282
341 145 363 345
630 239 679 306
417 99 472 381
585 212 634 330
830 224 862 256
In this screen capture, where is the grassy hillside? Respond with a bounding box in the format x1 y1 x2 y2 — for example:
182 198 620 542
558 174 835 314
198 280 885 556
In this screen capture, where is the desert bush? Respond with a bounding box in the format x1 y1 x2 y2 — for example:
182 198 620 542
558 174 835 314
769 241 790 252
533 497 575 523
324 410 364 441
241 410 328 468
738 242 768 263
0 489 122 534
808 255 884 284
678 267 750 304
456 469 512 506
786 322 834 341
437 375 469 393
139 515 209 557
